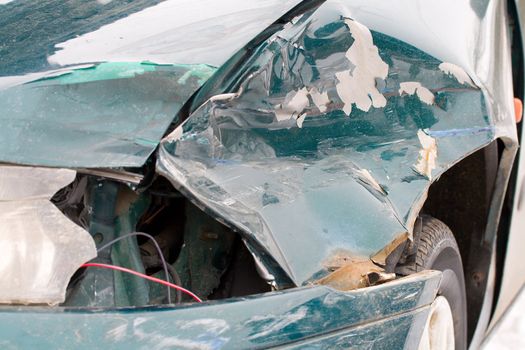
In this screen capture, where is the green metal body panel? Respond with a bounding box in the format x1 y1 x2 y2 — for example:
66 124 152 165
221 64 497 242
157 0 513 286
0 0 303 168
0 0 519 348
0 271 440 349
0 62 216 167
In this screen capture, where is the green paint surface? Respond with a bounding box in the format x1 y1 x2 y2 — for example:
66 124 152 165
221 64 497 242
0 62 216 167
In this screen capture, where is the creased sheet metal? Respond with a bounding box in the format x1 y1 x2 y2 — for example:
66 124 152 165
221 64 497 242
0 0 303 168
0 166 96 305
0 63 216 167
158 0 509 285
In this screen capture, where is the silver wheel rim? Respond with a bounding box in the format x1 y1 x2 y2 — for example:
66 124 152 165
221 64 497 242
418 296 455 350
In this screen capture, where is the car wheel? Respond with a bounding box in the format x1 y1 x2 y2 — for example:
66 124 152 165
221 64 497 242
403 216 467 350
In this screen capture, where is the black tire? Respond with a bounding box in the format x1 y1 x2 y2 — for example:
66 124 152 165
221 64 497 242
403 215 467 350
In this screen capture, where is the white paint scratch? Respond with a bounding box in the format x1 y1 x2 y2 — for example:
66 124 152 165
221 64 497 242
105 323 128 342
414 130 437 179
247 307 308 339
354 168 385 194
399 82 434 105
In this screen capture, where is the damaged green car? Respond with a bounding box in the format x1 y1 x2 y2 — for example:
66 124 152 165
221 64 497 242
1 0 525 349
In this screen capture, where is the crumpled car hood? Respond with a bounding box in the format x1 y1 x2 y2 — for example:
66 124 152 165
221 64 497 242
0 0 303 168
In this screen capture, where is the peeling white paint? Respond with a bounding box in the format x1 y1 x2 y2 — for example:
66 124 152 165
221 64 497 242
414 130 437 179
286 88 309 115
273 18 389 126
275 86 330 127
275 87 309 122
439 62 475 87
336 18 388 115
399 82 434 105
296 113 307 128
309 87 330 113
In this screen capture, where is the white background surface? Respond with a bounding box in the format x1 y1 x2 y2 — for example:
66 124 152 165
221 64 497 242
483 285 525 349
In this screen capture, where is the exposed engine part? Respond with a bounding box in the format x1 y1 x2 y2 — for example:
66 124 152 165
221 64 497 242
52 175 272 307
143 257 183 304
97 231 173 304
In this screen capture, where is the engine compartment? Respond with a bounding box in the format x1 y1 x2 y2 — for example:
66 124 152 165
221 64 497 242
53 174 271 308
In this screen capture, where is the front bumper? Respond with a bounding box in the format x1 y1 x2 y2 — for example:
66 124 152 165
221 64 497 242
0 271 440 349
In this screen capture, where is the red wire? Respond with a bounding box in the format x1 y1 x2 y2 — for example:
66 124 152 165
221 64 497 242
81 262 202 303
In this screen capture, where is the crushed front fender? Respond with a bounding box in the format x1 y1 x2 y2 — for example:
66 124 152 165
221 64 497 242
157 0 516 285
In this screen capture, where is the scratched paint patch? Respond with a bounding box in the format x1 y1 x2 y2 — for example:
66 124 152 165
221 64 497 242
354 168 386 196
414 130 437 179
